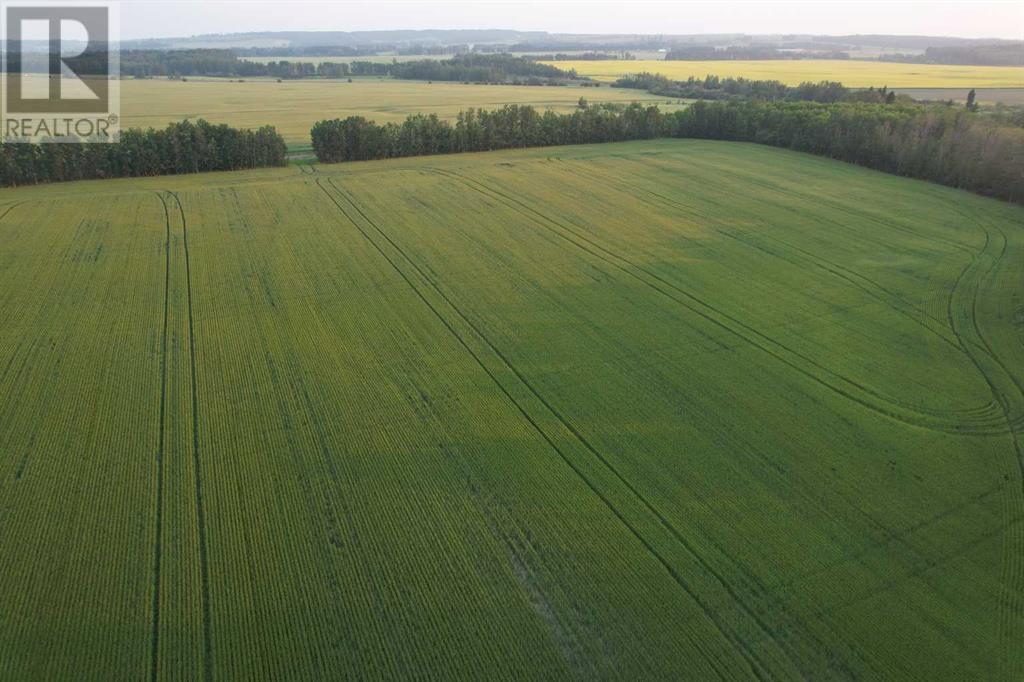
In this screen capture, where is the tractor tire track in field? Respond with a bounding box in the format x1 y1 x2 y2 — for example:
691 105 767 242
313 181 620 677
149 194 173 682
565 156 1002 375
168 191 214 682
432 167 1006 437
562 159 992 373
943 211 1024 679
563 160 962 345
559 159 1019 648
315 177 811 681
623 152 983 281
455 159 1023 674
648 152 978 256
315 177 772 680
717 230 978 358
0 202 23 224
333 178 893 679
717 227 1014 424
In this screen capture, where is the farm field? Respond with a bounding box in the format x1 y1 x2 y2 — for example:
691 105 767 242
116 77 670 145
0 75 670 146
545 58 1024 87
1 140 1023 679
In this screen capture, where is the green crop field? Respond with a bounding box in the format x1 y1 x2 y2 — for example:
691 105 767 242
1 140 1022 679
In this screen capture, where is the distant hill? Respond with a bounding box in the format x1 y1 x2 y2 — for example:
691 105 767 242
7 31 1017 66
119 30 1018 52
121 29 547 50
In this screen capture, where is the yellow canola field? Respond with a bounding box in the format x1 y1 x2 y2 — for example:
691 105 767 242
545 59 1024 88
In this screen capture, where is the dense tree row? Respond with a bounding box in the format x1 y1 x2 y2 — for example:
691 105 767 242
236 46 388 58
311 103 666 162
347 61 393 76
0 120 286 187
678 100 1023 202
389 55 576 82
530 52 634 61
882 43 1023 67
49 50 581 82
38 49 354 79
341 54 578 83
312 101 1023 204
506 39 683 52
612 73 861 103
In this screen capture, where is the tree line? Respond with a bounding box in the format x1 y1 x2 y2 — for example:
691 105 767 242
122 50 353 79
881 43 1023 67
1 120 287 187
531 52 634 61
383 55 576 83
678 100 1023 202
311 100 1023 204
612 73 903 104
41 50 580 84
664 46 851 60
16 49 354 79
311 103 667 163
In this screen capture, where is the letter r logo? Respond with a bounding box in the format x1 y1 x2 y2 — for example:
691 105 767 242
4 4 110 113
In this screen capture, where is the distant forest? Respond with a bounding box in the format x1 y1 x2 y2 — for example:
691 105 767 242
340 54 577 83
664 46 851 60
881 43 1023 67
517 52 634 61
116 49 352 78
47 50 580 84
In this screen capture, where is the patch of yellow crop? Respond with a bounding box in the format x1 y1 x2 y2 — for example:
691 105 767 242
0 74 679 146
115 77 672 144
546 59 1024 88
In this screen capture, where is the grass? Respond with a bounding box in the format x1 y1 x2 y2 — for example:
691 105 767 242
1 140 1022 679
545 58 1024 88
115 77 675 144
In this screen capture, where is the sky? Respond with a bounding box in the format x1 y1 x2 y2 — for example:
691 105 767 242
117 0 1024 41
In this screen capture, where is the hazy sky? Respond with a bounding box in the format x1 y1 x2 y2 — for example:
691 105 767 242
119 0 1024 41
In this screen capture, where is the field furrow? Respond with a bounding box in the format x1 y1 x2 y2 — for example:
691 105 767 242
2 139 1022 679
317 176 797 677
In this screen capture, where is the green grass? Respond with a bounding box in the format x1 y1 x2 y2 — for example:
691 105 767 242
1 140 1022 679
